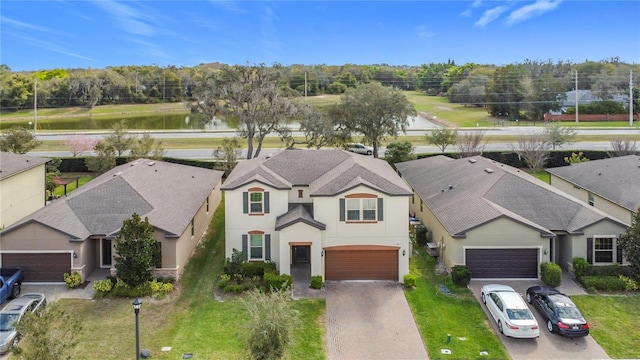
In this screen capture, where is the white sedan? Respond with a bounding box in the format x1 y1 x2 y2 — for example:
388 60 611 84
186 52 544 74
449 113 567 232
480 284 539 339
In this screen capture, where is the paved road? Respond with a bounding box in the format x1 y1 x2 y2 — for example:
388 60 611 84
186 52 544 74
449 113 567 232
468 279 610 360
325 281 428 360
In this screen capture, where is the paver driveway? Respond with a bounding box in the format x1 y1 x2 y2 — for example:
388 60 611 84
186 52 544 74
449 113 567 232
325 281 428 360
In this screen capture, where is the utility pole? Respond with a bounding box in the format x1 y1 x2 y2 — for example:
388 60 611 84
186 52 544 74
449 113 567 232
163 76 166 101
33 77 38 133
630 70 634 127
304 71 307 100
575 71 579 126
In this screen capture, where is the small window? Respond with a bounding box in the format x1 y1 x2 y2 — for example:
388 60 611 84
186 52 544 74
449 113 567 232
420 200 423 212
250 192 263 213
588 192 594 206
594 237 614 263
362 198 377 220
206 197 210 212
250 234 263 260
190 218 195 237
347 198 361 221
298 189 303 198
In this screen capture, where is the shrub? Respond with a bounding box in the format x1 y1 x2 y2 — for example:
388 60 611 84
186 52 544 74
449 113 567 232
224 284 245 293
92 279 113 293
63 272 82 289
581 276 626 291
404 274 417 288
264 261 277 274
451 266 471 287
155 276 175 284
586 264 634 277
541 262 562 287
242 262 267 278
218 274 231 289
225 248 247 276
310 275 323 289
619 275 639 291
264 273 292 291
573 257 590 278
415 225 428 246
111 278 152 297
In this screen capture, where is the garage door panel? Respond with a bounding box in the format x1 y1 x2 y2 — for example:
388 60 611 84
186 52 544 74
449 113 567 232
465 248 538 278
1 253 70 282
325 248 398 281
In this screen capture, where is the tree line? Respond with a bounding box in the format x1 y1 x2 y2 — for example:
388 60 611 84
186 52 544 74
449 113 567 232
1 58 638 119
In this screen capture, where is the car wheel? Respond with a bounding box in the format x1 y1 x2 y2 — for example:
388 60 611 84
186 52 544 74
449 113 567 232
11 336 19 349
547 320 554 333
526 292 532 303
481 292 486 304
366 150 372 155
11 284 20 299
498 321 504 334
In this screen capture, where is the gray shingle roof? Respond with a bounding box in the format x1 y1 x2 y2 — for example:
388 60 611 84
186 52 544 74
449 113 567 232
396 155 625 237
2 159 223 239
222 149 412 197
275 204 326 231
0 152 50 180
546 155 640 212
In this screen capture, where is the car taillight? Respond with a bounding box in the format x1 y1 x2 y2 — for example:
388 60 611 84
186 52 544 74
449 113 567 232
558 322 570 329
505 323 519 330
532 326 539 330
582 323 590 330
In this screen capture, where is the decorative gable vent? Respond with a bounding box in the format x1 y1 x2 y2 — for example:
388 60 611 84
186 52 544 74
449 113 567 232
484 168 494 174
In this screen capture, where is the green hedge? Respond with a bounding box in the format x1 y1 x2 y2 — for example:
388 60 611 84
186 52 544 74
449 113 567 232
451 265 471 287
541 262 562 287
572 257 590 278
264 273 292 291
310 275 323 289
580 276 626 291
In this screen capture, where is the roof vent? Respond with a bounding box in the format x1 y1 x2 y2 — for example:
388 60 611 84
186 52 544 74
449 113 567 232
147 161 155 166
484 168 494 174
113 171 123 177
131 161 139 166
448 185 453 189
468 158 477 163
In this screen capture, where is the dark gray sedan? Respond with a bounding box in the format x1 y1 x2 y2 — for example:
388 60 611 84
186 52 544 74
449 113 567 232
525 285 589 338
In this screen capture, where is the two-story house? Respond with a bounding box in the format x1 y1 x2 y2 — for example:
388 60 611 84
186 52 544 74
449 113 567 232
222 149 412 282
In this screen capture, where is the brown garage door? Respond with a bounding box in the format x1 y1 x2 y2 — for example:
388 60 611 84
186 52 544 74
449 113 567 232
1 253 70 282
465 248 538 278
325 246 398 281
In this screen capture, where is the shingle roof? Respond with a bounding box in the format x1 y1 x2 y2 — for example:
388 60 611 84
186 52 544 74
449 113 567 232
1 159 223 239
222 149 412 197
395 155 625 237
275 204 326 231
546 155 640 212
0 152 50 180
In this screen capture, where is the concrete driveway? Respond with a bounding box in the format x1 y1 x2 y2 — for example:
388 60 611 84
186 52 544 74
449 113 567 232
469 278 610 360
325 281 428 360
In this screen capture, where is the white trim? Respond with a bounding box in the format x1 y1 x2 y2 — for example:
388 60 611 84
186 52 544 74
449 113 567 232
592 235 617 265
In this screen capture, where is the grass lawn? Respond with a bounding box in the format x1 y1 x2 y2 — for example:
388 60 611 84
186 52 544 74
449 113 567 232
405 248 508 360
51 173 95 197
571 295 640 359
52 199 326 360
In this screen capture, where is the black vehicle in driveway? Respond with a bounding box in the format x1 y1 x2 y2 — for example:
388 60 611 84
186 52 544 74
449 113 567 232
525 285 590 338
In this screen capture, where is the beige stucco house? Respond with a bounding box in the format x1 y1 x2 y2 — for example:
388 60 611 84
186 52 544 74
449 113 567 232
547 155 639 226
222 149 412 283
396 156 628 278
0 152 49 229
0 159 223 283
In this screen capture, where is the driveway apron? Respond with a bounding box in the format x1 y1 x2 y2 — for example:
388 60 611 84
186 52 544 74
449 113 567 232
469 277 610 360
325 281 428 360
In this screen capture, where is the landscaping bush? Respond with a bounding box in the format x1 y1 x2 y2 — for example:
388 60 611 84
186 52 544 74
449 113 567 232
264 273 292 291
111 278 152 297
586 264 634 277
415 225 428 246
92 279 113 293
541 262 562 287
619 275 639 291
264 261 277 274
404 274 416 288
242 262 267 278
573 257 590 278
63 272 82 288
581 276 626 292
149 279 174 296
451 265 471 287
225 248 247 276
218 274 231 289
310 275 323 289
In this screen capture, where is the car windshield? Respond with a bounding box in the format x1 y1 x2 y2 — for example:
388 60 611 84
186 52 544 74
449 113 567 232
557 306 582 319
0 314 19 331
506 309 533 320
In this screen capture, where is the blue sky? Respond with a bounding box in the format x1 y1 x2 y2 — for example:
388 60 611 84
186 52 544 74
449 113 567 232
1 1 639 71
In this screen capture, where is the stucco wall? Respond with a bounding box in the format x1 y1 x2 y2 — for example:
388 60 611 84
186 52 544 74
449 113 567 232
278 222 323 277
0 164 46 228
550 174 633 225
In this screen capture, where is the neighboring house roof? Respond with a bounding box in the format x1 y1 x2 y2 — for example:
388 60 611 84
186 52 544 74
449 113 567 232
395 156 625 238
0 152 50 180
546 155 640 212
559 90 629 108
221 149 412 197
1 159 223 239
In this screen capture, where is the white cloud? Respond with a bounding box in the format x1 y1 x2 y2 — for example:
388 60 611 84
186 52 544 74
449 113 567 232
93 0 157 36
8 32 97 62
506 0 562 25
415 25 434 39
475 5 509 27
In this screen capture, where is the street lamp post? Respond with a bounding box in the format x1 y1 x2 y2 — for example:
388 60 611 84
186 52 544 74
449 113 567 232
132 298 142 360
